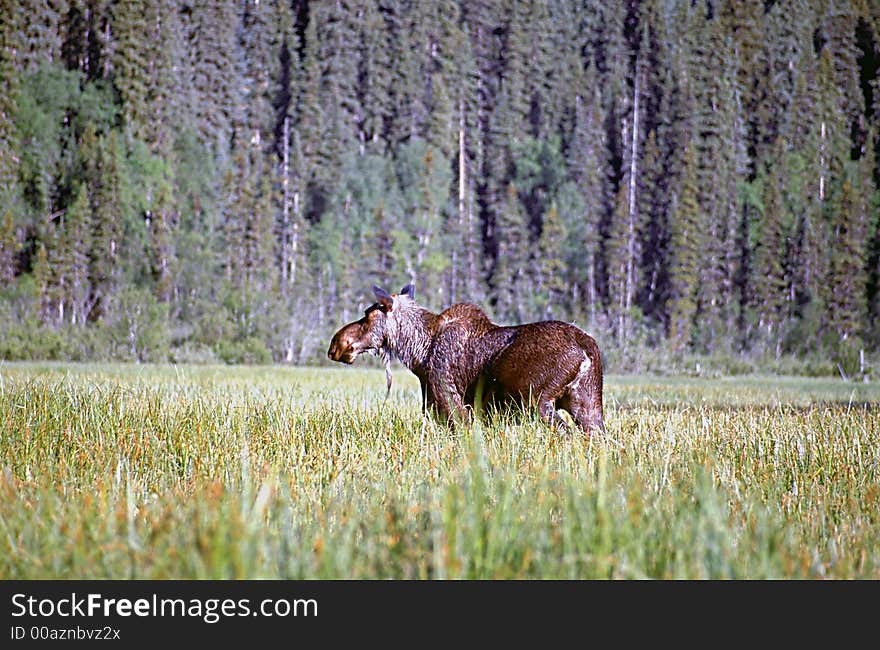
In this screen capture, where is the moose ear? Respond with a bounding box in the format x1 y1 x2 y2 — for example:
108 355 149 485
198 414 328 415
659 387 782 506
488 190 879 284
372 285 393 311
400 284 415 300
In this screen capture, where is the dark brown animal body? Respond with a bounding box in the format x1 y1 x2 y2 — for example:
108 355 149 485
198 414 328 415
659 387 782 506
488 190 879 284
327 285 604 434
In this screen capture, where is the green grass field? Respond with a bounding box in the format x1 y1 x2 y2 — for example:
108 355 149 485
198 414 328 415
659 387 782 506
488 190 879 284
1 362 878 579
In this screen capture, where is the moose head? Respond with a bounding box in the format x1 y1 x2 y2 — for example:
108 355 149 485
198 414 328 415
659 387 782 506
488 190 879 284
327 284 415 364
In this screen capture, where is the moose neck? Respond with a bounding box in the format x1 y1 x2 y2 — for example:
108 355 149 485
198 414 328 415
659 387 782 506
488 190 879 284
384 300 437 372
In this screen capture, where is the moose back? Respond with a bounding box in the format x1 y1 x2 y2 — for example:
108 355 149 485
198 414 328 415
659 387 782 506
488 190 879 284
328 284 604 434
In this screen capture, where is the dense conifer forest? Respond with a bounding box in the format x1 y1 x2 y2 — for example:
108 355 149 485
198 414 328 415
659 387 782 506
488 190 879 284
1 1 879 374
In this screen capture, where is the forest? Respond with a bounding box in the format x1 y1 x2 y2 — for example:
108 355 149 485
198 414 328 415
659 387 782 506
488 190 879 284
1 0 879 375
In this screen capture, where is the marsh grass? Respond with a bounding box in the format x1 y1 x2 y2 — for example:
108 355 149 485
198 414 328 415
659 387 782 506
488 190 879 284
1 363 878 579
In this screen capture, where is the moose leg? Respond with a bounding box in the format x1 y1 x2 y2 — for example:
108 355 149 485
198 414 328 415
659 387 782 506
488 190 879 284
426 378 470 426
539 398 572 433
575 406 605 435
563 396 604 436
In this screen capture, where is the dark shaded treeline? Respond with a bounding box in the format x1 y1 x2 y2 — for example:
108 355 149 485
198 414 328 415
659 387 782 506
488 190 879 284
0 0 878 374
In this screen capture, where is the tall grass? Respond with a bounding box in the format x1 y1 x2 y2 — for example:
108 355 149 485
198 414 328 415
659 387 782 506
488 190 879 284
1 363 878 578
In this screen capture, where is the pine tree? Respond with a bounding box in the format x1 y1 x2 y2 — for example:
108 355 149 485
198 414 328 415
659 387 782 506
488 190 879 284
88 131 126 320
369 200 395 292
16 0 67 72
825 167 870 343
535 202 567 319
782 45 830 327
494 0 530 145
296 2 363 219
449 22 482 303
62 0 110 80
718 0 765 178
693 13 745 348
653 37 692 241
535 0 578 142
111 0 187 153
394 142 451 301
815 46 851 205
667 142 701 350
357 0 394 153
222 151 251 286
386 0 428 147
749 159 789 355
821 0 865 136
606 183 639 342
58 183 92 325
0 210 18 283
421 0 459 161
568 62 611 323
493 183 531 322
637 128 667 323
33 241 52 323
148 181 176 305
189 0 239 154
317 1 361 176
239 0 284 155
0 4 22 204
245 174 279 297
481 0 534 277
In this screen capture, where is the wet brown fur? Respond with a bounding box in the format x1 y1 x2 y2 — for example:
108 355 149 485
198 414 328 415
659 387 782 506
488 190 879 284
328 287 604 435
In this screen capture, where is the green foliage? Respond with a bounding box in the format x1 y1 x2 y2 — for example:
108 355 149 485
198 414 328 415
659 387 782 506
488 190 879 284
2 2 880 365
105 286 170 362
15 64 117 215
216 336 273 365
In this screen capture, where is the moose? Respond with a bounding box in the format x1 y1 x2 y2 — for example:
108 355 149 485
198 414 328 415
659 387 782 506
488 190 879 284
327 284 605 435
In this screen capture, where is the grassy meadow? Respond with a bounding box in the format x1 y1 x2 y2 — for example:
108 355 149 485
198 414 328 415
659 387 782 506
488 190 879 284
1 361 878 579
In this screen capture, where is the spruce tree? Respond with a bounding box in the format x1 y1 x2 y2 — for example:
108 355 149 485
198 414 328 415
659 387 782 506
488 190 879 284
0 4 22 204
825 167 870 343
0 210 18 284
33 241 52 323
357 0 394 153
89 131 126 320
667 142 701 351
111 0 187 153
317 1 361 177
59 183 92 325
149 181 176 305
296 6 322 207
16 0 66 72
606 183 638 342
189 0 239 154
386 0 429 148
568 62 611 322
535 202 567 319
239 0 284 154
62 0 108 80
448 22 482 303
637 128 667 323
493 183 531 322
718 0 765 178
749 159 789 355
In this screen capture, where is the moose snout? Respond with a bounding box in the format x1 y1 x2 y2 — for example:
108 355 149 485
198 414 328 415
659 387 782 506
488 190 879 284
327 339 354 364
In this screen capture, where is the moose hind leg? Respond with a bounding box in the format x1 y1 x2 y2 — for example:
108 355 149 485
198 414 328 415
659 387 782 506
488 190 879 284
556 387 603 435
539 399 572 434
566 397 604 435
